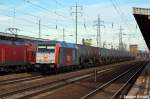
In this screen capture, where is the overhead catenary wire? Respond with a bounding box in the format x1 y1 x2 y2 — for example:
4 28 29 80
53 0 67 8
1 1 132 42
23 0 75 24
22 0 76 33
23 0 90 27
0 6 56 28
1 0 97 35
0 12 59 31
0 2 74 30
24 0 72 20
109 0 135 33
109 0 137 49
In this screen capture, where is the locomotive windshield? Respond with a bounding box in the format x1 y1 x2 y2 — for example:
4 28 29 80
38 45 55 53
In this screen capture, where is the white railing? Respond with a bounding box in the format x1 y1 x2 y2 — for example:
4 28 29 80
133 7 150 15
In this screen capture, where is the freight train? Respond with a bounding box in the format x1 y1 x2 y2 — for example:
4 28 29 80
34 41 134 73
0 39 134 73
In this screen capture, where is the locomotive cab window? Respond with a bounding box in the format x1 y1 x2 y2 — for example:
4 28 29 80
47 46 55 53
38 46 47 52
37 45 55 53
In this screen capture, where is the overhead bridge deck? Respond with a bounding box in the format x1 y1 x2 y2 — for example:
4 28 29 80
133 7 150 50
127 8 150 98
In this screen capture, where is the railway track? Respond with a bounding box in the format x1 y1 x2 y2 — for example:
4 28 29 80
0 73 36 81
0 60 140 99
0 75 43 86
0 68 114 99
32 61 147 99
80 62 147 99
0 60 131 99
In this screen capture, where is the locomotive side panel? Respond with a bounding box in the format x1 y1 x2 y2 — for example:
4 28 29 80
14 45 27 65
58 45 77 67
26 43 37 64
0 44 27 66
58 48 73 66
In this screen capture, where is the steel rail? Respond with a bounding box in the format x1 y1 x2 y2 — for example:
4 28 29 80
110 63 146 99
80 63 142 99
0 68 114 98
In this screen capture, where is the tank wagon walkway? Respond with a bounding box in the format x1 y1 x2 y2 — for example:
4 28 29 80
127 61 150 99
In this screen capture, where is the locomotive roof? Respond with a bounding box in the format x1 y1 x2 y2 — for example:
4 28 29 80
0 39 27 45
38 41 76 48
59 41 76 48
37 40 58 45
0 32 49 42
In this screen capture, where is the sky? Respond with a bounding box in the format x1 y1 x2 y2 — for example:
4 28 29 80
0 0 149 51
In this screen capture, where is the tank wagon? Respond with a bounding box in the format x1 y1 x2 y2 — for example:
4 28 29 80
77 44 100 66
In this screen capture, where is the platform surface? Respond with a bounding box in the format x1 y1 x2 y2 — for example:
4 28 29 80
125 61 150 99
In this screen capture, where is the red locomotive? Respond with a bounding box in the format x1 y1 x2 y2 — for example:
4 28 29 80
0 40 36 72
